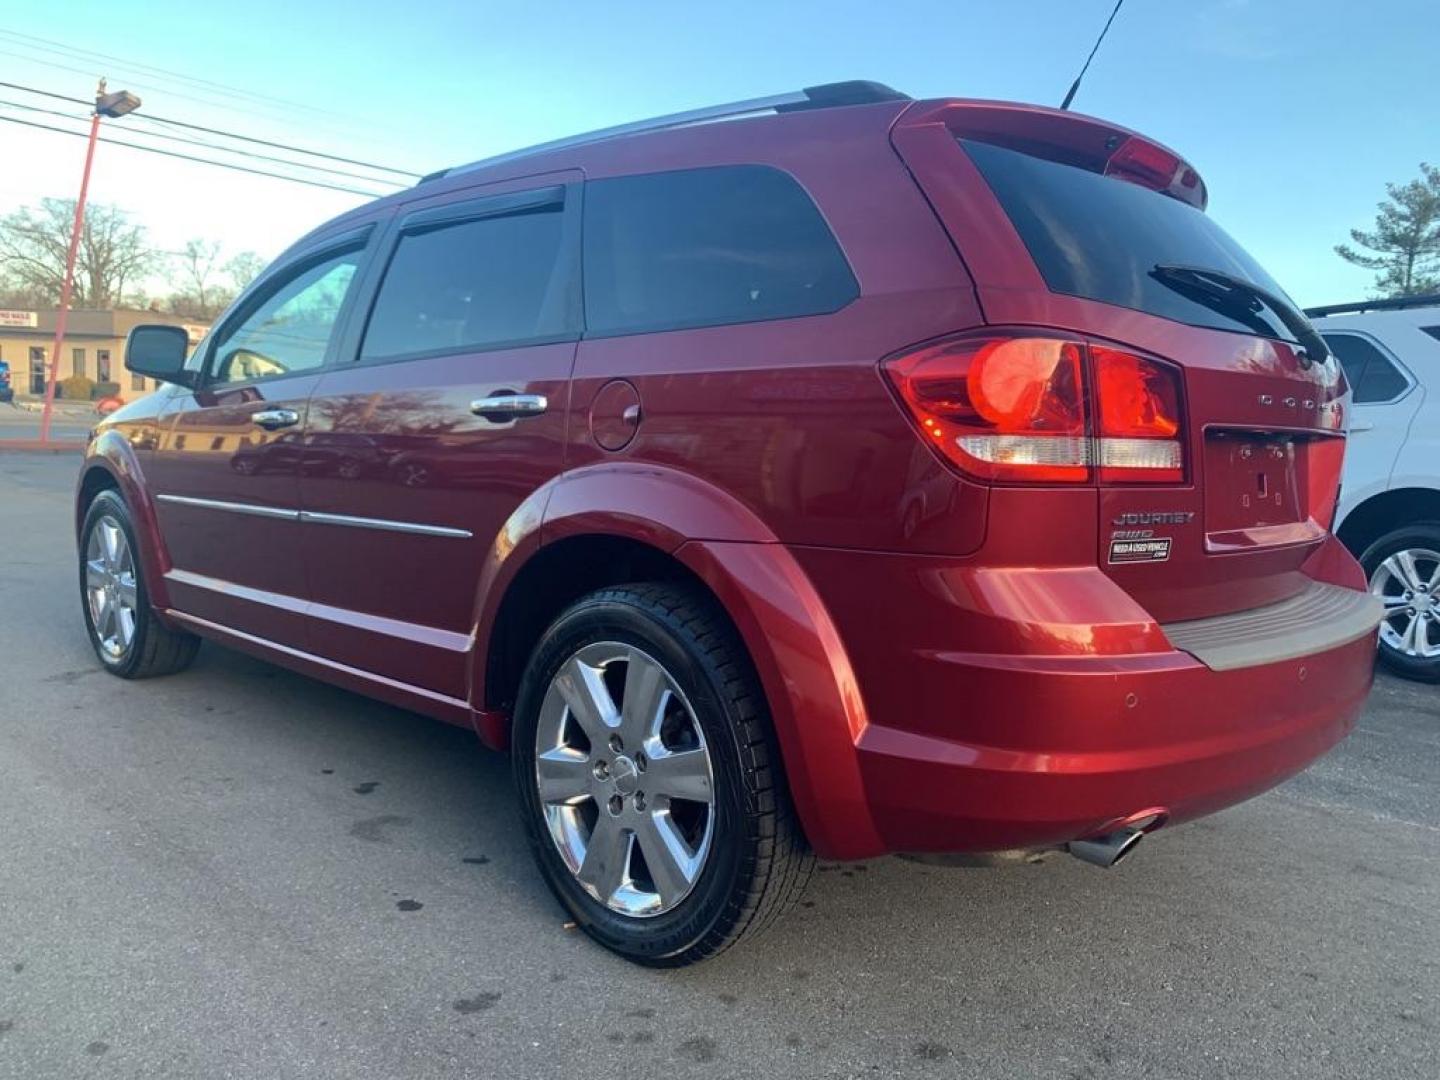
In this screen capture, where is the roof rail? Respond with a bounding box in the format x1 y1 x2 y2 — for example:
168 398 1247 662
1304 293 1440 318
429 80 908 183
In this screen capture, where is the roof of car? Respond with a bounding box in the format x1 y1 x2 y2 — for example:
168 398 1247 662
282 82 916 258
1305 294 1440 319
422 81 910 184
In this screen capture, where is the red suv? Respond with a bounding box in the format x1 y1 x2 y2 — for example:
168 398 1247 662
81 82 1380 965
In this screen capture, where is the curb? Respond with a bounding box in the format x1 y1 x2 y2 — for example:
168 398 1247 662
0 440 85 453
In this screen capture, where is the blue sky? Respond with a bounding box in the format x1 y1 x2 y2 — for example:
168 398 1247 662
0 0 1435 306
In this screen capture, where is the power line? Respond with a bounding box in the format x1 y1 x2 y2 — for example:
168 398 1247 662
0 96 405 188
0 78 421 178
0 27 359 124
140 113 420 178
0 41 383 142
0 95 92 124
125 118 407 188
0 113 392 198
0 78 88 106
0 44 314 129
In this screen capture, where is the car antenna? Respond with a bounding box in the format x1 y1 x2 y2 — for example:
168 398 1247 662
1059 0 1126 111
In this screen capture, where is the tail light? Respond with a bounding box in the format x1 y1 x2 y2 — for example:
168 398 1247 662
1092 346 1184 483
1103 135 1208 209
1307 361 1350 529
883 332 1186 485
1319 353 1349 433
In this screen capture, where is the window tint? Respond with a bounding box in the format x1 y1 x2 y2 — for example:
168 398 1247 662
361 205 569 361
211 251 360 384
1321 333 1410 403
583 166 857 336
963 139 1301 342
1421 326 1440 344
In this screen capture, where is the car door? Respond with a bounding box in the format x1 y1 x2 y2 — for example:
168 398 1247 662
297 175 582 701
146 230 374 648
1323 330 1421 520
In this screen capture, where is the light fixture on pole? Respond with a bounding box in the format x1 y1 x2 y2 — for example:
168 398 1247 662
37 79 141 445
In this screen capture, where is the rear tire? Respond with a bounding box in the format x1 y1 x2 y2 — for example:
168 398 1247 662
511 582 813 966
79 490 200 679
1359 522 1440 683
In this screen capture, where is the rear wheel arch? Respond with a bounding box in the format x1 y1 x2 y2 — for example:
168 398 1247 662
473 467 880 858
1337 487 1440 555
474 462 783 726
482 533 734 725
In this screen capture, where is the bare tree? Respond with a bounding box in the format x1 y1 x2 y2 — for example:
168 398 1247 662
224 250 267 292
0 198 158 308
172 238 222 316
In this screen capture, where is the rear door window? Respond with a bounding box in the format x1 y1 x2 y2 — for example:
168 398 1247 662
583 165 857 336
1320 332 1411 403
361 191 575 362
963 139 1299 341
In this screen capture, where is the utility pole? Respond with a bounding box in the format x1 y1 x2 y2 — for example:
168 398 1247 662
37 79 140 445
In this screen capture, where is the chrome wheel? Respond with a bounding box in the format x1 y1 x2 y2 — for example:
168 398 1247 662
1371 546 1440 660
85 515 138 660
534 642 715 918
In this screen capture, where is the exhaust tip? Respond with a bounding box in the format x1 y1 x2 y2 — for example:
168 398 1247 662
1066 826 1145 869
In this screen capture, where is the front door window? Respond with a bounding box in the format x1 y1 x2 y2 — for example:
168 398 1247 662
210 253 359 386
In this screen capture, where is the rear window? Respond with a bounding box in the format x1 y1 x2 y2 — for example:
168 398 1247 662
583 165 857 337
963 139 1298 341
1320 332 1410 403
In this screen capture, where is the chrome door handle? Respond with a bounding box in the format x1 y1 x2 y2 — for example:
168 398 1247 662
470 393 548 419
1349 420 1374 433
252 408 300 431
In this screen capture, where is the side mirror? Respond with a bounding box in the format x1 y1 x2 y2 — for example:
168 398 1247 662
125 325 196 387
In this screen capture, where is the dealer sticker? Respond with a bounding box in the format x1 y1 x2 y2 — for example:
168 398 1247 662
1108 536 1172 564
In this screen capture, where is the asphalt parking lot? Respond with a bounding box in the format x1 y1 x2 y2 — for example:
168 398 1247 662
1 451 1436 1080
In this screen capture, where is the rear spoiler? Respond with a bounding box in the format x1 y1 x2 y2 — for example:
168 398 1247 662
896 98 1207 210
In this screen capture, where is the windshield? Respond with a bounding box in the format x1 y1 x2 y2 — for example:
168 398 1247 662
963 138 1300 342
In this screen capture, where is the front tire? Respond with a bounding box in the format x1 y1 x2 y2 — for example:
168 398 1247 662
512 583 812 966
79 490 200 679
1360 522 1440 683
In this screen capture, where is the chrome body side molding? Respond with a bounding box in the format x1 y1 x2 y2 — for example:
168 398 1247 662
155 494 472 539
155 493 298 521
299 510 472 539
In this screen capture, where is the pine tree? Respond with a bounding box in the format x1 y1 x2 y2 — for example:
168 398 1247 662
1336 164 1440 297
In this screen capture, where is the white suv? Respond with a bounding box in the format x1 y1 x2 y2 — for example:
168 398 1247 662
1308 296 1440 681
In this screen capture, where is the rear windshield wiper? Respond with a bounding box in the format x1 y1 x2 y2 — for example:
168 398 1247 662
1150 263 1330 368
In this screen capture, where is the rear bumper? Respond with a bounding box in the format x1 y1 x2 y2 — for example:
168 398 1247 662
853 633 1371 853
780 539 1377 856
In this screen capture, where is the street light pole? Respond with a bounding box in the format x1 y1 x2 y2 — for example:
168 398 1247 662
37 79 140 445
